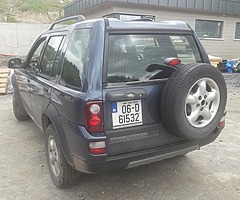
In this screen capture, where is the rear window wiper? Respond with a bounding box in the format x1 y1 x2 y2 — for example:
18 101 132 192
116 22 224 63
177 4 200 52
146 63 177 72
126 78 169 85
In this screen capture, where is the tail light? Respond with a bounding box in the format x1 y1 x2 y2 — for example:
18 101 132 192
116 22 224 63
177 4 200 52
85 101 103 133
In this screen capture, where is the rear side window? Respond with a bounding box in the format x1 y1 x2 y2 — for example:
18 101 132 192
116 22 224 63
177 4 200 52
107 34 202 83
61 29 91 90
40 36 65 78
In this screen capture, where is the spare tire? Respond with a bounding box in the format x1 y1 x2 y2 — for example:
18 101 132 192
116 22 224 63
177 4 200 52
161 63 227 140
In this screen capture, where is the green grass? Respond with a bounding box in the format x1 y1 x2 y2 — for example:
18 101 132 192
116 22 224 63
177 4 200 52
0 0 66 13
15 0 70 12
0 0 72 22
0 0 7 12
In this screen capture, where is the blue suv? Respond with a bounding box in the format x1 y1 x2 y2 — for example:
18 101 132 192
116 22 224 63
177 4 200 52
8 16 227 188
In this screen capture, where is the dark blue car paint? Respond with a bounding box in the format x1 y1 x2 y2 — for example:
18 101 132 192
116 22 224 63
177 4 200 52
11 18 222 173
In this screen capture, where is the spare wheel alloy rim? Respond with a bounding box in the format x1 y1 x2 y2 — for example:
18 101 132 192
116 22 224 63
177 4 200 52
185 77 220 128
48 135 61 177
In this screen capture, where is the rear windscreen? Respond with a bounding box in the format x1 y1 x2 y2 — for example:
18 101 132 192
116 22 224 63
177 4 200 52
107 34 202 83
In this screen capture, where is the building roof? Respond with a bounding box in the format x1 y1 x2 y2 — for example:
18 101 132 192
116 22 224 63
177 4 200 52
64 0 240 17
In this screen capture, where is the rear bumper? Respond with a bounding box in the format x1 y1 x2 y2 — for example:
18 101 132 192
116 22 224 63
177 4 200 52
72 130 221 174
57 114 223 174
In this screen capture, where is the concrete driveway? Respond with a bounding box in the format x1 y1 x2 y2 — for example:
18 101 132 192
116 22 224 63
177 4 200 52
0 86 240 200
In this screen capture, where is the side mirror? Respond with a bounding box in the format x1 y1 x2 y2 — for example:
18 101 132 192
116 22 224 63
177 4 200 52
7 58 22 69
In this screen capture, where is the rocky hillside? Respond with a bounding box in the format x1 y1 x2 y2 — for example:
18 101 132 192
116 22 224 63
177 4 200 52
0 0 71 23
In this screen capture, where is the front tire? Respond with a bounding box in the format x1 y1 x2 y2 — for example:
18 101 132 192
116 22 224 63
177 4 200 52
45 124 80 188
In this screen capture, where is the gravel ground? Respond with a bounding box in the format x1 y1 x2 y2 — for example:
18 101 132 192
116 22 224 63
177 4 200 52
0 56 240 199
223 73 240 87
1 86 240 200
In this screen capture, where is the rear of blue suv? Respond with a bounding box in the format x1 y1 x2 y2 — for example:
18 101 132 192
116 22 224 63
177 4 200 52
9 17 227 188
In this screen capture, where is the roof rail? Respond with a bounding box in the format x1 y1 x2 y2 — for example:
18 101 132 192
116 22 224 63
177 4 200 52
49 15 86 30
130 18 154 22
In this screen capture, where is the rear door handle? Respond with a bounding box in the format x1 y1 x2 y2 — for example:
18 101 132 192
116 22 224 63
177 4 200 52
28 87 37 93
44 86 51 94
106 89 147 101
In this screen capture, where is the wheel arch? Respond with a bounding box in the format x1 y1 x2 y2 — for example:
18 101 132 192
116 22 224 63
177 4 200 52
42 113 52 134
11 73 17 88
11 73 22 95
42 103 75 167
41 102 59 134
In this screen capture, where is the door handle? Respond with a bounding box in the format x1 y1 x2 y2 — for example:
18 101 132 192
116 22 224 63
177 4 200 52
44 87 50 93
28 87 37 93
106 89 147 101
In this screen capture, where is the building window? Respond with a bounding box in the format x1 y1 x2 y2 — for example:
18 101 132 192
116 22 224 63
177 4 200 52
235 22 240 39
195 19 223 39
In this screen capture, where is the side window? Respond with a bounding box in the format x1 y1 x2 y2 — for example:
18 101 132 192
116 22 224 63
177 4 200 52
61 29 91 90
40 36 64 78
33 42 45 61
51 37 65 77
27 37 46 73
